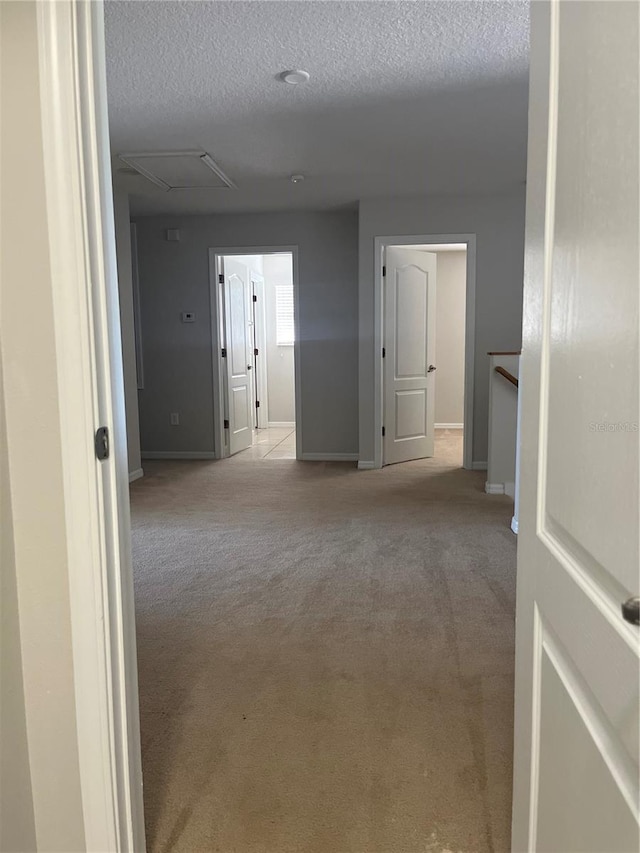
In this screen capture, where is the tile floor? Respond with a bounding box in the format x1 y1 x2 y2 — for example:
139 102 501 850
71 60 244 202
235 426 296 460
231 427 462 464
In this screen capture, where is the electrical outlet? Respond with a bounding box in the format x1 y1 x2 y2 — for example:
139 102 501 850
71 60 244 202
170 413 179 425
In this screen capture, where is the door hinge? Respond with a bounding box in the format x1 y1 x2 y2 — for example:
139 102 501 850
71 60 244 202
219 274 224 284
223 419 230 429
253 294 257 302
254 347 259 356
382 347 386 358
221 347 227 358
255 400 260 408
95 426 109 460
382 265 386 277
382 426 385 437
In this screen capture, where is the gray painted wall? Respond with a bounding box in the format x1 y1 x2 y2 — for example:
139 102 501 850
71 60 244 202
359 192 526 465
134 211 358 456
113 183 142 476
434 251 467 425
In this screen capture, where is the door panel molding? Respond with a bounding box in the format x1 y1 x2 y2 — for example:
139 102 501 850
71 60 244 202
394 263 428 378
539 517 637 637
540 622 639 817
395 390 427 440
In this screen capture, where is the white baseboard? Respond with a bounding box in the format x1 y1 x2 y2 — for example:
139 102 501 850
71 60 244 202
301 452 358 462
435 423 464 430
485 481 516 498
128 468 144 483
485 482 505 495
472 461 488 471
267 421 295 429
511 516 519 535
357 460 376 470
141 451 217 460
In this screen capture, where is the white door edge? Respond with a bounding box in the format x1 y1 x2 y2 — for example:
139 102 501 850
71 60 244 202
251 273 269 430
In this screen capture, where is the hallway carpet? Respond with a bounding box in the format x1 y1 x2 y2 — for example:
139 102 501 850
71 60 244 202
130 433 516 853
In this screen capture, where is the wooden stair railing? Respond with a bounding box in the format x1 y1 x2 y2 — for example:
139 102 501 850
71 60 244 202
495 366 519 388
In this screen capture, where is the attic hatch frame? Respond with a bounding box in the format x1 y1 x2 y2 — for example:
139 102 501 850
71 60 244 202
118 149 237 191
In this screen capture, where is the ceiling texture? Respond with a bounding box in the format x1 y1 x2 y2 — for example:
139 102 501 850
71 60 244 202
105 0 530 215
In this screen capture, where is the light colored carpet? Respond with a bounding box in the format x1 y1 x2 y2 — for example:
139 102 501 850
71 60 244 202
130 432 516 853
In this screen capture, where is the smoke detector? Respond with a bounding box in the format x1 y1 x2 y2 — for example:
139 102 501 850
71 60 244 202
280 70 310 85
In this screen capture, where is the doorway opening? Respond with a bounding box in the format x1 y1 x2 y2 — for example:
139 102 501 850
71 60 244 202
374 234 476 470
209 248 300 461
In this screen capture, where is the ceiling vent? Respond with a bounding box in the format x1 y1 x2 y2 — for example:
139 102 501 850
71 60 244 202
117 150 236 191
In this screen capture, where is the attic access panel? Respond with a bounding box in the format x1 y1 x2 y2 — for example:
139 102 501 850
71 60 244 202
118 150 236 191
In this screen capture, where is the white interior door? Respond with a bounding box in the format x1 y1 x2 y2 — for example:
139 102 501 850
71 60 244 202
251 272 269 430
223 257 253 455
512 3 639 851
383 247 436 465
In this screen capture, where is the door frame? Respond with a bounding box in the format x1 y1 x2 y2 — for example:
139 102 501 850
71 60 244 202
373 234 477 470
208 247 301 460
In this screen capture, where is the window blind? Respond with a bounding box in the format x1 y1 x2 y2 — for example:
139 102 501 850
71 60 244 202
276 285 295 345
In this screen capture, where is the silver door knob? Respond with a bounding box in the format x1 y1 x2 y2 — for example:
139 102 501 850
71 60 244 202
427 364 437 373
622 597 640 625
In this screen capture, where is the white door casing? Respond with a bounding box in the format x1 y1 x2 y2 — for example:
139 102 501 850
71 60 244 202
512 3 639 851
383 248 437 465
222 257 253 455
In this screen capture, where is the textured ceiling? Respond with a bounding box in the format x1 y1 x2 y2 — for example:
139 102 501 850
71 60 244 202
105 1 530 215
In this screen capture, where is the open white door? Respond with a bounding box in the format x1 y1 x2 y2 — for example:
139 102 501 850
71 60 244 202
383 247 436 465
222 257 253 455
512 2 639 851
